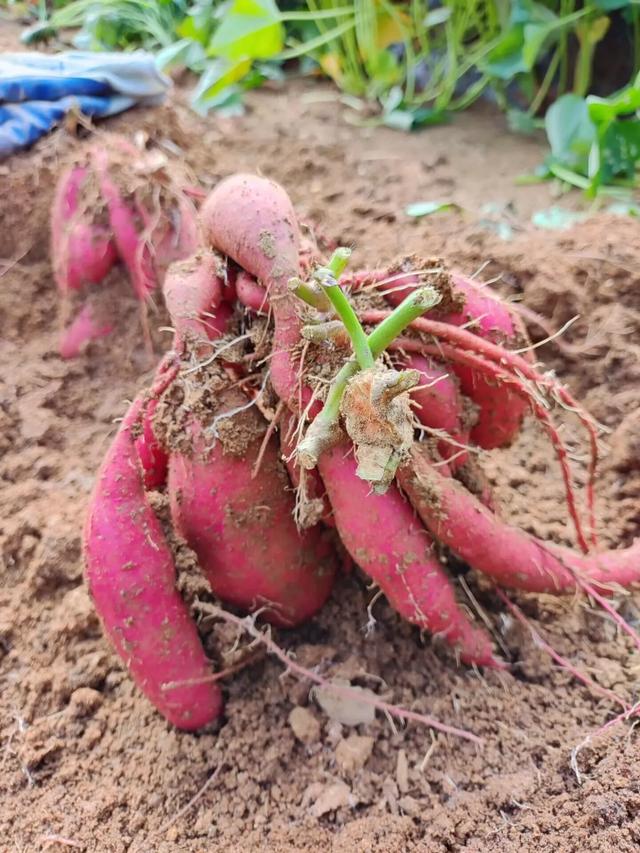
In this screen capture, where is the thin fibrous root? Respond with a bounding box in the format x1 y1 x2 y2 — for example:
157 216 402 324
191 601 483 744
497 590 629 712
378 311 598 547
361 309 601 550
388 335 591 554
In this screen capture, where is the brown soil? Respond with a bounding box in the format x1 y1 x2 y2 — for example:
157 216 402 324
2 34 640 853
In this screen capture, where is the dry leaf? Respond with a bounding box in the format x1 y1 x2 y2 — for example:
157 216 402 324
312 679 376 726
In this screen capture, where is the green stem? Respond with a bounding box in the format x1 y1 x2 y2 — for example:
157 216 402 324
324 287 374 369
368 285 441 356
315 248 374 370
288 277 332 311
317 359 358 423
296 284 442 466
528 47 560 117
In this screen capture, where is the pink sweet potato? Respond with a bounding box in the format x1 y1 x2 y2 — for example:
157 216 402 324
367 267 529 449
59 303 114 360
92 145 157 303
169 409 336 627
404 353 470 468
318 444 498 665
162 251 336 626
144 193 200 277
163 250 224 345
134 397 168 491
201 174 312 412
84 396 222 729
51 164 117 293
399 447 640 595
236 270 269 314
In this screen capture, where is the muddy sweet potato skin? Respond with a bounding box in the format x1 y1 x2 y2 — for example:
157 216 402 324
400 448 640 595
168 407 336 628
201 174 312 411
51 164 117 293
84 396 222 730
405 353 470 469
318 444 498 666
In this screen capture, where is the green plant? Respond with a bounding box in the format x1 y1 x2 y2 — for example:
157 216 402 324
481 1 640 122
538 72 640 198
16 0 640 197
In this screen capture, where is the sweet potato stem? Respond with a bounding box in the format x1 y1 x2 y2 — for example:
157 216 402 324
296 277 442 468
314 248 374 370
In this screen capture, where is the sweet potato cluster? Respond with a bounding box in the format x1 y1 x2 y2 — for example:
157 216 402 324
71 170 640 730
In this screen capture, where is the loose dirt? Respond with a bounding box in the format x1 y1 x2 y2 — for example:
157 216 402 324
1 40 639 853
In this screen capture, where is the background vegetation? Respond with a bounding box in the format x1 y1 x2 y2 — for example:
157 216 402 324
3 0 640 199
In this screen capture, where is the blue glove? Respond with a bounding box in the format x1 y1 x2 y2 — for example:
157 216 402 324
0 51 170 158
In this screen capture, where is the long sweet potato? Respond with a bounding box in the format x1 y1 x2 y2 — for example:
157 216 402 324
318 444 498 665
201 174 312 412
400 447 640 594
163 252 336 626
169 407 336 627
51 163 118 294
84 397 222 729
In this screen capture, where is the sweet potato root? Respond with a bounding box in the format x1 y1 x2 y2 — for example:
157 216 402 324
162 255 336 626
201 174 312 412
405 353 470 468
51 164 118 294
318 444 498 665
84 396 222 729
169 408 336 627
52 136 201 358
399 447 640 594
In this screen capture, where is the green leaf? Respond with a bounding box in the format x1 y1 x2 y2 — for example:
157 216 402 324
599 120 640 182
588 84 640 125
209 0 283 61
479 27 527 79
507 108 543 134
176 15 211 45
545 94 596 172
531 206 587 230
410 106 448 128
423 7 451 27
522 22 556 69
192 56 253 103
405 201 459 218
511 0 557 26
156 38 205 70
20 22 58 44
592 0 630 10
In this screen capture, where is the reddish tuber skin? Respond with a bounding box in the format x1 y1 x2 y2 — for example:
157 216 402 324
84 171 640 732
318 444 499 666
59 303 114 359
84 396 222 729
399 448 640 594
405 354 470 469
360 268 529 449
236 270 269 314
163 250 224 343
51 164 117 294
201 174 313 412
163 253 336 626
52 137 203 360
169 413 336 627
92 145 157 303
